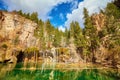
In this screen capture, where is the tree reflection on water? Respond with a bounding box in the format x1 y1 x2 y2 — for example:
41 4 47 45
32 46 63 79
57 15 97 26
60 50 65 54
0 63 120 80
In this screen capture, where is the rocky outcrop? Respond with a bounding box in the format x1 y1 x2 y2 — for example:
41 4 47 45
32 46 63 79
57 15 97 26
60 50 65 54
0 11 38 48
0 11 39 63
91 13 106 31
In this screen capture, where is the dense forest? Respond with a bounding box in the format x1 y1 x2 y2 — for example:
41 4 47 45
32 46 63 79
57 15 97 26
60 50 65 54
0 0 120 68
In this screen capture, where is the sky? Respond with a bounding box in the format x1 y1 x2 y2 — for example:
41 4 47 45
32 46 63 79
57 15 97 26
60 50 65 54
0 0 112 31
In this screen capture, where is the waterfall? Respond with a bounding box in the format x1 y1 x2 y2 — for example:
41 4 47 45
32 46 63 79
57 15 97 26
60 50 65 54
41 51 46 73
51 47 57 69
69 37 80 62
41 48 57 73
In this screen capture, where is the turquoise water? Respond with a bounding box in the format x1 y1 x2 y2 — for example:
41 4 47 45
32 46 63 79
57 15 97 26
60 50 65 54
0 63 120 80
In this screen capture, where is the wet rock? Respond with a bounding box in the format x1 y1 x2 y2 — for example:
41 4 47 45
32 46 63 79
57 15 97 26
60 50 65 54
8 55 17 63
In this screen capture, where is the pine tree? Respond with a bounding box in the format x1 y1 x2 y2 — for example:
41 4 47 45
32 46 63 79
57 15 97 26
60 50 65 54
83 8 100 62
103 3 120 49
105 3 120 19
53 28 62 47
30 12 38 23
17 10 23 15
64 28 70 46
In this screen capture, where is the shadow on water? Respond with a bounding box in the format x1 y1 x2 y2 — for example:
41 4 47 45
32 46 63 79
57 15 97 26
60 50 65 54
0 63 120 80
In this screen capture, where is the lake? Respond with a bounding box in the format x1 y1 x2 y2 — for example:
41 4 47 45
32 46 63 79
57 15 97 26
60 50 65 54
0 63 120 80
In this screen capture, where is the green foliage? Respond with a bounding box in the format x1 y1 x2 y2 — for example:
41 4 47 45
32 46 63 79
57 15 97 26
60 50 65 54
17 10 39 23
83 7 99 54
34 19 46 50
98 28 107 38
105 3 120 19
26 13 30 19
69 21 85 48
53 28 62 47
1 43 8 49
102 2 120 50
24 47 39 58
17 10 23 15
30 12 38 23
64 28 70 45
34 19 44 38
45 20 54 37
13 36 19 45
25 47 39 54
83 8 97 37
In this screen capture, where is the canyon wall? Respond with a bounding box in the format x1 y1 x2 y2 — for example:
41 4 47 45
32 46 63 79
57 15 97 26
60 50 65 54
0 11 38 48
0 11 38 62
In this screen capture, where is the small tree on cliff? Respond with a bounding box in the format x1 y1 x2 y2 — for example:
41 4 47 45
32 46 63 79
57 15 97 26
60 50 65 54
1 43 8 61
30 12 38 23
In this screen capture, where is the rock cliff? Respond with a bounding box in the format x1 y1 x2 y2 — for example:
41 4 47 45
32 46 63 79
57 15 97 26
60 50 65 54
91 13 106 31
0 11 38 48
0 11 38 62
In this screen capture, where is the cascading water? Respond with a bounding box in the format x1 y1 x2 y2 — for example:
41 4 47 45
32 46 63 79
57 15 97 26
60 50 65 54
41 51 46 73
69 37 80 62
41 48 57 73
51 47 57 69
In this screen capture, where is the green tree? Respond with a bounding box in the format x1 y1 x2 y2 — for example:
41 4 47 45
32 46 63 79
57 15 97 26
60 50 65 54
83 8 96 37
105 3 120 19
45 20 54 36
69 21 85 47
69 21 75 38
83 8 100 62
34 19 46 50
30 12 38 23
103 2 120 49
17 10 23 15
1 43 8 62
64 28 70 45
53 28 62 47
26 13 30 19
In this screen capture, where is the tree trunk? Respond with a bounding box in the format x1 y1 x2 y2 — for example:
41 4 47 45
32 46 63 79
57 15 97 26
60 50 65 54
36 52 37 64
92 50 96 63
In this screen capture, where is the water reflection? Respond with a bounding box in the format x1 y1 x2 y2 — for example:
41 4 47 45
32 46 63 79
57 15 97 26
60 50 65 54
0 63 120 80
0 63 16 79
